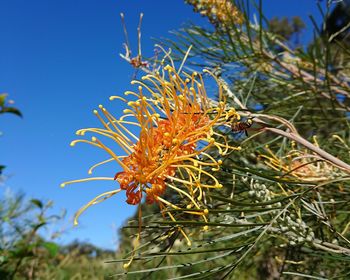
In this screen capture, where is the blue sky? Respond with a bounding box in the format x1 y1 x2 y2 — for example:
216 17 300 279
0 0 323 249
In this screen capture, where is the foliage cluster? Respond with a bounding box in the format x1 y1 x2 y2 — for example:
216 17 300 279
0 192 118 279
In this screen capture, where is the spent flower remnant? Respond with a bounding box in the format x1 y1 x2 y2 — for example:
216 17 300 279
260 138 345 182
186 0 244 27
61 65 240 230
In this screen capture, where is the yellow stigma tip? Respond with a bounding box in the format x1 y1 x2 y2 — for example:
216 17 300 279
138 86 142 91
93 110 98 114
123 263 130 269
187 241 192 246
60 183 66 188
203 209 209 215
98 104 103 109
203 225 209 231
218 160 223 165
130 80 136 84
91 137 97 142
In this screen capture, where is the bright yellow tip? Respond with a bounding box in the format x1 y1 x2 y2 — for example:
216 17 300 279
172 138 178 144
218 184 223 188
98 104 103 109
218 160 223 165
186 204 192 209
127 101 134 106
203 209 209 215
187 241 192 246
164 132 170 137
70 142 75 147
203 225 209 231
123 263 130 269
139 86 143 91
93 110 98 114
60 183 66 188
91 137 97 142
130 80 136 84
210 138 215 144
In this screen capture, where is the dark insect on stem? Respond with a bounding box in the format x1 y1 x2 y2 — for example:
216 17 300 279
230 118 254 137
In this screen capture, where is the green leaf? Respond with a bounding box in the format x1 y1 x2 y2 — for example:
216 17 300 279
30 199 43 209
31 222 47 231
0 165 5 175
42 242 59 257
152 220 268 227
0 94 7 107
0 107 22 117
209 193 301 206
0 255 8 265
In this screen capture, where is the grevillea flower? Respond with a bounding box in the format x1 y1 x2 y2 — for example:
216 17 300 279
61 65 240 266
186 0 244 27
260 138 344 182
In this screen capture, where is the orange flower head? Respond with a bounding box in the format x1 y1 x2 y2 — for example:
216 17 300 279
61 65 240 227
